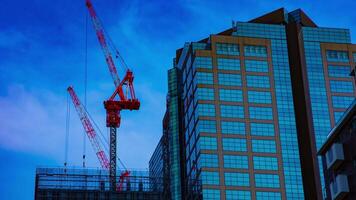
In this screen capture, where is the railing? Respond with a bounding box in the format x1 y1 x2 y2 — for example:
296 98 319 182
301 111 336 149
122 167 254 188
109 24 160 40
35 167 163 192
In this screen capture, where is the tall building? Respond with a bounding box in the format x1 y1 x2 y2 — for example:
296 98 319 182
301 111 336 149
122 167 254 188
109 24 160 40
149 8 356 200
318 99 356 200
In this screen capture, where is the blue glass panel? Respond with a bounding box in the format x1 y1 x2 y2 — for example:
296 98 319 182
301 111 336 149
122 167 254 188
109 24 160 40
256 191 281 200
253 156 278 170
249 106 273 120
221 121 245 135
332 96 354 108
220 105 244 118
203 189 221 200
219 89 243 102
197 87 215 100
244 45 267 57
200 154 219 168
247 91 272 104
194 57 213 69
245 60 269 72
246 75 270 88
252 139 276 153
199 137 217 150
250 123 275 136
224 172 249 186
197 120 216 133
196 72 213 84
218 73 242 86
326 50 349 62
329 80 354 93
217 58 240 70
226 190 251 200
328 65 351 78
198 104 215 117
201 171 219 185
216 43 239 55
255 174 280 188
222 138 247 152
224 155 248 169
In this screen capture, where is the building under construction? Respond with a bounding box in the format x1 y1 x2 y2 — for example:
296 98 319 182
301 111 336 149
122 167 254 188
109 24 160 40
34 168 166 200
34 0 168 199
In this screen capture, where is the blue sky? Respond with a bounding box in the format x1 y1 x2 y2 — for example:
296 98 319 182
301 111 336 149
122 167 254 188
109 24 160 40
1 0 356 199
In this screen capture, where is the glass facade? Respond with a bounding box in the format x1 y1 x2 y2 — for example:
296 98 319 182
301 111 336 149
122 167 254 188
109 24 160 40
150 8 356 200
302 26 356 197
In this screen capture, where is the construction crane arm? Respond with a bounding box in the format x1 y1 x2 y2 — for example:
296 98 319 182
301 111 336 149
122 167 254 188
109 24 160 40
85 0 120 87
67 86 110 170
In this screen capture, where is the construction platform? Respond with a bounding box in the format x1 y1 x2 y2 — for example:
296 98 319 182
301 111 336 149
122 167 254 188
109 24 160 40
34 167 166 200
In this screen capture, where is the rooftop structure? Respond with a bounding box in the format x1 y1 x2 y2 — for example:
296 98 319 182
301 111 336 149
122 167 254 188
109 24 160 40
35 167 164 200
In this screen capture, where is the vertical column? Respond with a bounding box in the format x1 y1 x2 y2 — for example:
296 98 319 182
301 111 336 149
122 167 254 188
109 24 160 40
110 127 117 191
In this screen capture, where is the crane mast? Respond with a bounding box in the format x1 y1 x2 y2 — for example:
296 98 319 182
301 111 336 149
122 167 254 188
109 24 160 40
85 0 140 191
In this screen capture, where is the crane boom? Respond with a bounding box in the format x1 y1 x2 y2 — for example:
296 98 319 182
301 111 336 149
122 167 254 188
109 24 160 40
85 0 120 87
67 86 110 170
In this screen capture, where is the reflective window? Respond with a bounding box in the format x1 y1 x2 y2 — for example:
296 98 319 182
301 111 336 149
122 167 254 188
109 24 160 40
244 45 267 57
245 60 269 72
203 189 221 200
224 155 248 169
246 75 270 88
249 107 273 120
200 154 219 168
221 105 244 118
253 156 278 170
248 91 272 104
218 73 242 86
193 57 212 69
199 137 217 150
326 50 349 62
222 138 247 152
328 65 351 78
219 89 243 102
250 123 275 136
252 139 276 153
217 58 240 70
197 87 214 100
226 190 251 200
221 121 245 135
329 80 354 93
332 96 354 108
225 172 250 186
201 171 219 185
197 120 216 134
255 174 280 188
216 43 239 55
196 72 213 84
198 104 215 117
256 191 281 200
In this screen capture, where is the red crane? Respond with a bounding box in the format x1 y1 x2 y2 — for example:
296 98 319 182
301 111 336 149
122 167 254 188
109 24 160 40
85 0 140 191
67 86 110 169
67 86 131 191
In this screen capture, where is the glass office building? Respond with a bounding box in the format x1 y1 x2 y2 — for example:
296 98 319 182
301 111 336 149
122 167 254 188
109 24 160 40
150 8 356 200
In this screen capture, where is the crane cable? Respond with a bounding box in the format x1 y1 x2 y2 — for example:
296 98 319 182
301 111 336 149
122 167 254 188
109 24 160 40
82 9 89 168
64 91 71 168
97 15 129 71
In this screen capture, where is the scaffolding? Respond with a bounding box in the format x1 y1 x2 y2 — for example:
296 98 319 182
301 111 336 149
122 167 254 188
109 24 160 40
35 167 164 200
